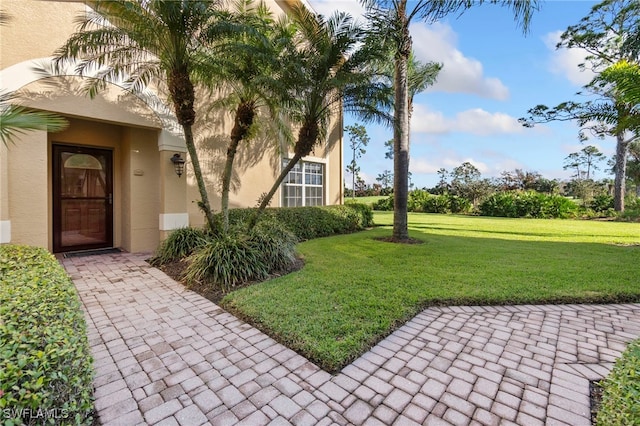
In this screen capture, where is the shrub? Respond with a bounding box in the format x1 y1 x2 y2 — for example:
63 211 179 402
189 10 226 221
590 194 615 213
480 192 518 217
620 196 640 221
421 194 450 214
149 226 209 265
596 338 640 425
448 195 472 214
342 203 374 229
0 245 94 425
479 191 577 218
373 196 393 211
537 193 579 218
408 190 431 212
185 234 268 292
372 193 472 214
248 220 298 272
221 204 374 241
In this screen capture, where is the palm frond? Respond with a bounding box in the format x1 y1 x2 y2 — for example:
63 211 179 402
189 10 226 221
0 92 68 146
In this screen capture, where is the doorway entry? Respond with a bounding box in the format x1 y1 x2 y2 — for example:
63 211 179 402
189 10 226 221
52 144 113 253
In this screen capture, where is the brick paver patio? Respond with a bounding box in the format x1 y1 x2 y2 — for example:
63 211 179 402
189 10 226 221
61 253 640 425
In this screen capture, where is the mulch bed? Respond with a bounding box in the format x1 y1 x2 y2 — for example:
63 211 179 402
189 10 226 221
374 236 424 244
154 257 304 304
590 380 603 424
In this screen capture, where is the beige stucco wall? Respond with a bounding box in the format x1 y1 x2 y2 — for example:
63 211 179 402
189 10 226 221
0 143 9 239
186 104 285 226
8 130 49 247
0 0 84 69
1 0 344 253
185 95 344 227
325 110 345 206
122 128 161 253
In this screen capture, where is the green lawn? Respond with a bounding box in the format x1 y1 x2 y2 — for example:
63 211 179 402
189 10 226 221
221 212 640 372
344 195 386 207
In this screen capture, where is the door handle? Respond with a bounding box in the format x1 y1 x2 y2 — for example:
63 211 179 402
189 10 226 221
107 193 113 205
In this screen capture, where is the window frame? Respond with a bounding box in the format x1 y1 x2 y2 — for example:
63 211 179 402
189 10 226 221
281 159 325 207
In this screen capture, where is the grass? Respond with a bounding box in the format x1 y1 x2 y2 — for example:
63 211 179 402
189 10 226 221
221 212 640 372
345 195 386 207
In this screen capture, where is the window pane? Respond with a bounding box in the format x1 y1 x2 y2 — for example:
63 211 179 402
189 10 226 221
283 185 302 207
281 160 324 207
305 186 324 206
284 160 303 184
305 163 323 186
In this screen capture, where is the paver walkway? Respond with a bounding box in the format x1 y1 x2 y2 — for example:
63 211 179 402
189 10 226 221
61 253 640 426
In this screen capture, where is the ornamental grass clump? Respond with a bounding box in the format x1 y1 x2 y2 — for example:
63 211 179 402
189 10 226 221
149 226 209 266
185 220 301 292
185 233 269 292
248 220 298 272
0 245 94 425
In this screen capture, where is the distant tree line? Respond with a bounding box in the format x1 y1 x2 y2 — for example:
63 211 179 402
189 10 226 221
348 141 640 218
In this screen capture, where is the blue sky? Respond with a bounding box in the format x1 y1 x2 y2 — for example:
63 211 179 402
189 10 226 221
307 1 608 189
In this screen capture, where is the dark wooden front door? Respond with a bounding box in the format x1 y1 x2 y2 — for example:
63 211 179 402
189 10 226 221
52 144 113 253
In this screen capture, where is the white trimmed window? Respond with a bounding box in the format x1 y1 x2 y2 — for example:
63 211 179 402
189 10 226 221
282 160 325 207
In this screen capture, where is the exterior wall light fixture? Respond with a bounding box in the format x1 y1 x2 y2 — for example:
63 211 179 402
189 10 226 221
170 153 185 177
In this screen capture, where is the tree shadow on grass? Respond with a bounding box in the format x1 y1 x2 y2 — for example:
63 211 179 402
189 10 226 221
219 230 640 372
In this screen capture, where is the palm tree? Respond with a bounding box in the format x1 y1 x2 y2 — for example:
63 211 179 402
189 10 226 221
197 0 296 233
53 0 229 231
0 91 68 146
362 0 539 241
249 4 391 228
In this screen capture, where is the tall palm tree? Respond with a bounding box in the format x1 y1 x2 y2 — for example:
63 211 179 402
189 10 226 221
53 0 228 231
197 0 296 233
364 29 441 122
250 4 391 228
362 0 539 241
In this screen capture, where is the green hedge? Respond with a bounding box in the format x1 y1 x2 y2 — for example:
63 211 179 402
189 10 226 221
0 245 94 425
219 204 374 241
479 191 577 218
596 338 640 426
373 192 471 214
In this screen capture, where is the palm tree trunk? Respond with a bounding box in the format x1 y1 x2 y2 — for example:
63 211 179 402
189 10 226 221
221 101 255 233
250 119 318 229
392 1 411 241
250 151 304 229
168 69 216 231
221 137 240 234
613 132 629 212
183 125 217 230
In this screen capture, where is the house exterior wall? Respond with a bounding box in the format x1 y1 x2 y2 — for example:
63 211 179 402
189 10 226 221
8 130 49 248
0 0 343 253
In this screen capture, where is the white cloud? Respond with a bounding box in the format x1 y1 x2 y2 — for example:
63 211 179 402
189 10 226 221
545 30 598 86
307 3 508 100
410 104 450 134
345 169 376 185
561 142 613 156
455 109 523 135
411 156 490 175
410 105 523 136
410 22 510 100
